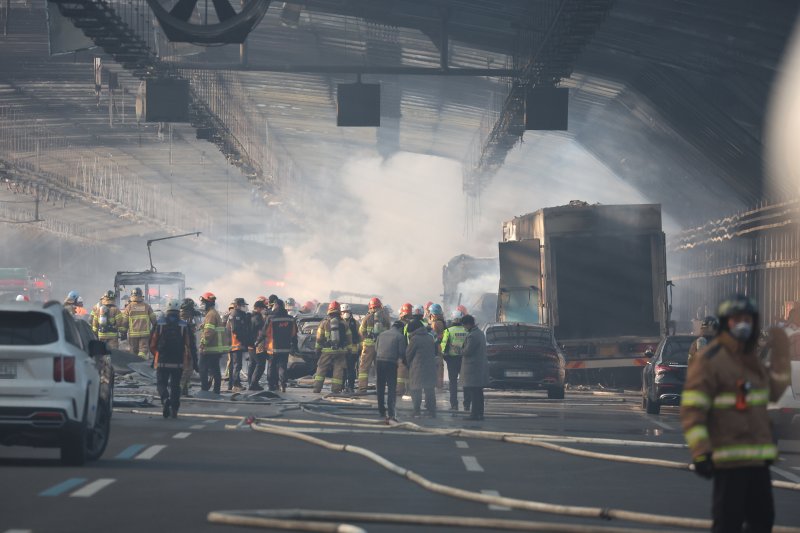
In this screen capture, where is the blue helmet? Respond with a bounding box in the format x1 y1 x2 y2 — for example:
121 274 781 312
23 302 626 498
429 303 443 316
67 290 79 300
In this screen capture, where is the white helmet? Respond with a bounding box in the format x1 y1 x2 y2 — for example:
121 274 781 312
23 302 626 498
166 299 181 312
450 309 464 320
412 304 424 317
15 294 27 302
340 303 352 313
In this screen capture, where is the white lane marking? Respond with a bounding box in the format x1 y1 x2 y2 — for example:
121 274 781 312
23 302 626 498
5 529 33 533
771 466 800 483
455 440 469 449
70 478 116 498
226 408 238 413
173 432 191 439
481 490 511 511
204 419 218 424
190 424 205 430
461 456 484 472
135 445 167 460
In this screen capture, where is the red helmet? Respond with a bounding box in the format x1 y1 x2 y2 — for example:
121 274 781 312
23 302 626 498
369 297 382 310
425 301 433 310
456 304 468 315
399 303 413 318
201 292 216 302
256 295 268 303
328 300 341 314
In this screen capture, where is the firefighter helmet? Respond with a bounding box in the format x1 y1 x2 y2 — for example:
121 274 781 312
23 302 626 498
717 295 757 320
369 297 382 310
429 303 443 316
340 303 352 314
412 305 424 317
701 316 719 333
399 303 413 318
456 304 468 316
15 294 28 302
328 301 341 314
425 301 433 311
67 290 79 301
166 299 181 312
130 288 143 301
450 309 463 320
256 295 268 303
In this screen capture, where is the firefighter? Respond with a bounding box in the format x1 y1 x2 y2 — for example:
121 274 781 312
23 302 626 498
91 290 124 350
340 304 360 392
121 287 156 360
226 297 251 392
285 297 298 317
357 297 391 393
429 303 446 390
150 299 196 419
247 299 269 391
198 292 226 394
396 302 414 396
689 316 719 364
179 298 200 396
680 295 790 533
265 299 298 393
74 296 89 319
313 301 352 394
63 290 79 315
441 309 468 411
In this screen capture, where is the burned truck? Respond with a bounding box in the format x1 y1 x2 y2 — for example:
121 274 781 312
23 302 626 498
498 203 669 385
442 254 498 325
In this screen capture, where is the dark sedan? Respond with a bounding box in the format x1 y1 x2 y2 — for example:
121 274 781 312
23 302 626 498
483 322 566 398
641 334 695 414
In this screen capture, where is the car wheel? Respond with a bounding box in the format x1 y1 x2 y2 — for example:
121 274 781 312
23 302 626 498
548 385 565 400
85 400 111 461
60 421 87 466
645 395 661 415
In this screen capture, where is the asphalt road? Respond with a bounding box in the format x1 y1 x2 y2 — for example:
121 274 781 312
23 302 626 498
1 384 799 533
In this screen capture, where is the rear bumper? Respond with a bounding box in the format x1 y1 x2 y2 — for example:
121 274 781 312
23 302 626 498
0 406 82 448
654 383 683 405
488 362 563 389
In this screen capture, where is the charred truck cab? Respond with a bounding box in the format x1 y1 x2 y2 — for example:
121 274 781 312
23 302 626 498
113 271 186 315
498 203 669 386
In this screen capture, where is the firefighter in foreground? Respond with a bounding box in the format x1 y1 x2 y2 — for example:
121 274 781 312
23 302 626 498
265 299 298 393
680 295 790 532
358 297 391 393
179 298 201 396
121 287 156 360
441 309 468 410
91 290 124 350
313 301 352 394
198 292 227 394
688 315 719 364
150 299 196 418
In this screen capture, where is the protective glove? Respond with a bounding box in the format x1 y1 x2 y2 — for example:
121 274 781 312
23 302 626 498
693 454 714 479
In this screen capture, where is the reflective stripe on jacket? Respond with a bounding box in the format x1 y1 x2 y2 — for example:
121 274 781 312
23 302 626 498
441 325 468 356
122 301 156 338
359 310 391 346
316 316 352 354
200 308 228 354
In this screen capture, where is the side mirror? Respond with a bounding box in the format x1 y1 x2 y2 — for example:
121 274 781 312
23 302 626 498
88 339 110 358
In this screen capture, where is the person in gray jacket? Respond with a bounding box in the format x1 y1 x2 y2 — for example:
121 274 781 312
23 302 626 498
460 315 489 421
375 320 407 421
406 320 437 417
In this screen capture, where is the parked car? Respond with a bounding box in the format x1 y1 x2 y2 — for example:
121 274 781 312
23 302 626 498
0 301 114 465
641 334 695 414
482 322 566 398
291 315 324 378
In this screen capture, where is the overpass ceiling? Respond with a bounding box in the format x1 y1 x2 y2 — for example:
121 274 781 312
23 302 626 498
0 0 798 248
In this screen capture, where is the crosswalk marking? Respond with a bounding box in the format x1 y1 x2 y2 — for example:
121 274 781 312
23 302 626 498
204 419 218 424
40 478 87 497
116 444 146 459
461 456 484 472
189 424 205 430
481 490 511 511
4 529 33 532
173 432 191 439
135 445 166 460
70 479 115 498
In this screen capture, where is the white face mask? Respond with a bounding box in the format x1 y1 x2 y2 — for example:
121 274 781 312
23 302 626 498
731 321 753 341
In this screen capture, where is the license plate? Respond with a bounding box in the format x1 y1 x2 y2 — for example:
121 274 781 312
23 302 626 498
505 370 533 378
0 362 17 379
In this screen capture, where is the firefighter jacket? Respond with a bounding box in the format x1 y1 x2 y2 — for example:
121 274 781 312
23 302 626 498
441 324 468 356
121 300 156 339
359 309 391 346
315 315 353 355
680 329 790 468
265 309 298 355
150 313 195 369
227 308 251 352
344 316 360 353
91 303 125 341
251 311 267 354
200 307 227 354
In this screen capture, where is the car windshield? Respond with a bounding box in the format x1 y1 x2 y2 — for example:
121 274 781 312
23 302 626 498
0 311 58 345
486 324 553 347
661 337 694 364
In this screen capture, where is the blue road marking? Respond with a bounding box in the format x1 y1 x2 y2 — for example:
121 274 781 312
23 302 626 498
115 444 147 459
40 478 87 497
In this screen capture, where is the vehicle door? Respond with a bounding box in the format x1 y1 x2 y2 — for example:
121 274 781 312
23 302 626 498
62 311 100 426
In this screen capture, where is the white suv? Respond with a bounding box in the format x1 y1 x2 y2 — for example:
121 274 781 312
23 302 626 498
0 301 114 465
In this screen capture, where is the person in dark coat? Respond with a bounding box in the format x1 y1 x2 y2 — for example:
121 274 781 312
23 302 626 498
406 320 437 417
460 315 489 421
375 320 407 421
